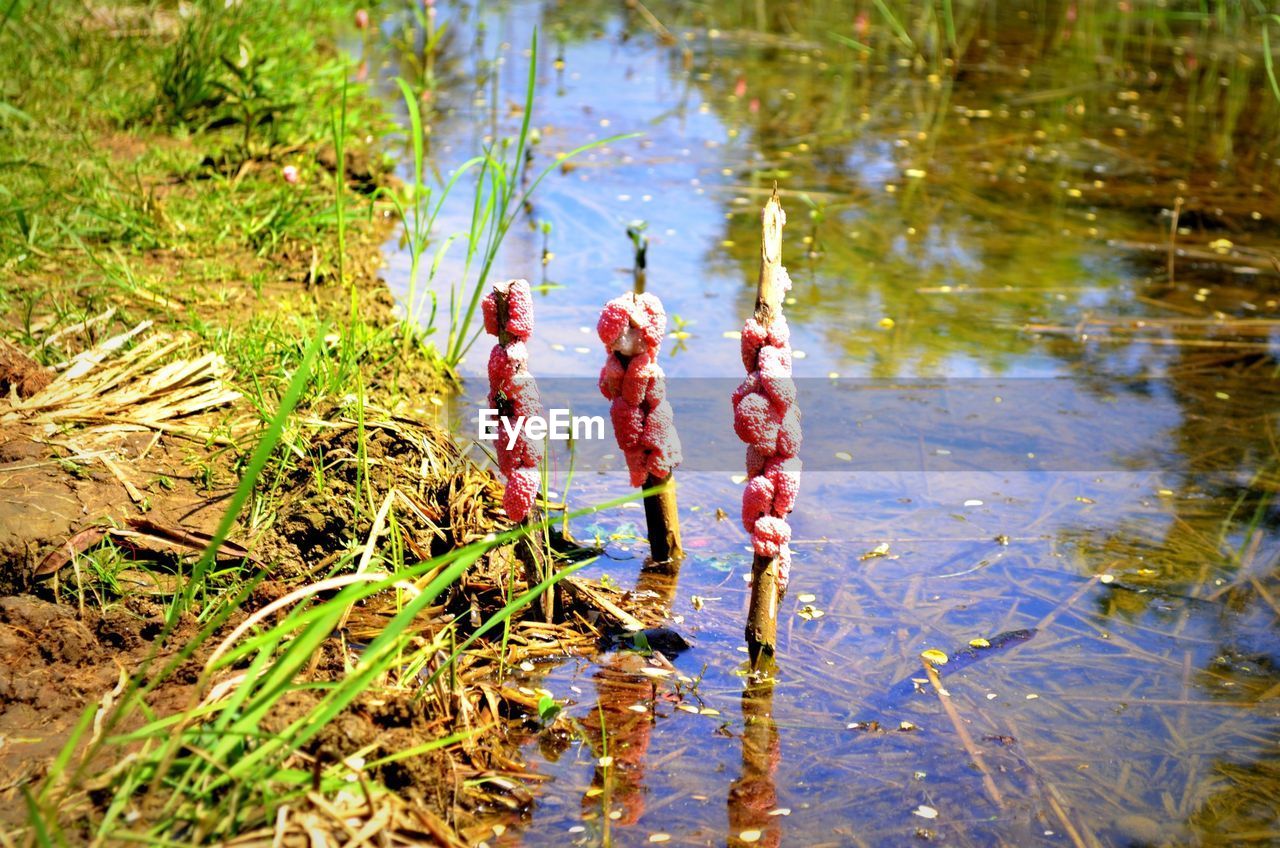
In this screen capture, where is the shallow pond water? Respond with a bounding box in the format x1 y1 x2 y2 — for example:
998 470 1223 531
363 2 1280 845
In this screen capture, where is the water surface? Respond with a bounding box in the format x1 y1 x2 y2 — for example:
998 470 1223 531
366 3 1280 844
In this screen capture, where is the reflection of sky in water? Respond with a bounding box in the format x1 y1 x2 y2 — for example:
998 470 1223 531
368 1 1280 844
380 5 1152 383
845 140 900 190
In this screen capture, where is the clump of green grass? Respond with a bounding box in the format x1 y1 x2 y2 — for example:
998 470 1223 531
153 0 366 157
421 33 637 369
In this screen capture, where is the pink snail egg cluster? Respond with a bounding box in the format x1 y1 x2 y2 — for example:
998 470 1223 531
482 280 543 522
734 298 802 591
597 292 682 487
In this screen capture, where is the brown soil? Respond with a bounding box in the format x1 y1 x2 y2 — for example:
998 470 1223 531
0 420 238 592
0 340 53 399
272 415 502 566
0 592 203 825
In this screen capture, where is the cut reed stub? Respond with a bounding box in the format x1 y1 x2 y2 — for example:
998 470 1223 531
736 190 802 662
597 291 683 565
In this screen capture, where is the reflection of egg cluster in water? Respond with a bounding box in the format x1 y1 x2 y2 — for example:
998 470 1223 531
597 292 683 486
482 279 544 521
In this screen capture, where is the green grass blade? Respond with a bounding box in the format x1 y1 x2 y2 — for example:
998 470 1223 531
830 32 872 53
177 324 326 614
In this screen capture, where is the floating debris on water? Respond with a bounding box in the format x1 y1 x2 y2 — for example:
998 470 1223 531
860 542 891 560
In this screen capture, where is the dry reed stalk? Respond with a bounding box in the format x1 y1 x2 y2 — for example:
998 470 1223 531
2 324 242 435
492 281 554 622
616 269 682 567
921 660 1006 810
609 346 682 565
642 474 682 568
745 190 788 663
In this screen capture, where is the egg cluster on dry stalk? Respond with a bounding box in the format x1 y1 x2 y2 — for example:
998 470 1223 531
597 292 682 487
482 278 543 522
734 208 802 595
735 308 802 593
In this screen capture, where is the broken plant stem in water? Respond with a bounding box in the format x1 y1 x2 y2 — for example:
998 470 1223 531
736 189 802 663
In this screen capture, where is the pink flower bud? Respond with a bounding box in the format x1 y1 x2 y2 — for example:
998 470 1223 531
354 8 369 30
282 165 299 184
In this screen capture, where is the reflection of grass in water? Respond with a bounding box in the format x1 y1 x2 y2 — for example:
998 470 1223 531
617 0 1280 372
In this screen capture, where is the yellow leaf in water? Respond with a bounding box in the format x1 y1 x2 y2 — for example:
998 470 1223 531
860 542 891 561
921 649 949 665
969 638 991 649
